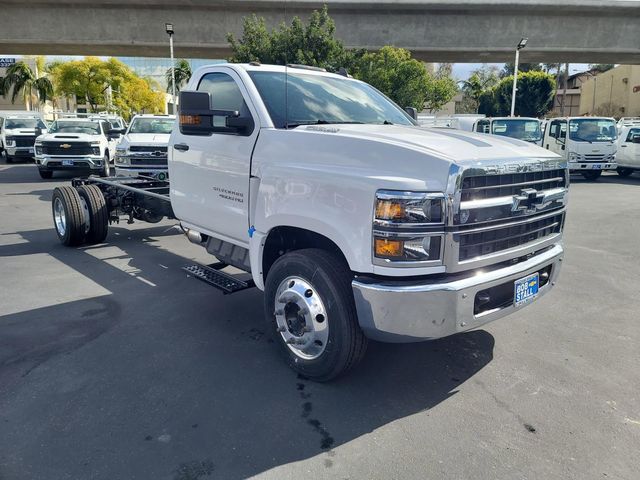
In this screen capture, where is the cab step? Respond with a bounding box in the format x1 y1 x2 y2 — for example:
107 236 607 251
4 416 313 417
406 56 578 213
182 263 255 294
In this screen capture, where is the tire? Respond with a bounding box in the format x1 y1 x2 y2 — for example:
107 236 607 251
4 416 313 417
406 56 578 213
51 186 86 246
264 248 368 381
617 167 634 177
582 170 602 181
77 184 108 244
5 154 12 164
39 169 53 179
100 154 110 177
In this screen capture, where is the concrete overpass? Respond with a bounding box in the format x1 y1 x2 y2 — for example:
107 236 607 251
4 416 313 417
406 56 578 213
1 0 639 63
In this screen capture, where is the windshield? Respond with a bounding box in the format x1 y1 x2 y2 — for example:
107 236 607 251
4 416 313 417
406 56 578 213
491 119 541 142
248 71 416 128
5 118 47 130
569 119 616 142
49 121 101 135
128 118 174 134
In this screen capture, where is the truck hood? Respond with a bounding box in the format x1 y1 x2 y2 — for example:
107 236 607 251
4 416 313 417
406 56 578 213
125 133 170 145
37 132 99 142
297 124 558 165
4 128 45 136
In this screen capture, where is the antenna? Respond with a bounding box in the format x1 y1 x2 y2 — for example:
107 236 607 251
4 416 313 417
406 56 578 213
284 0 289 129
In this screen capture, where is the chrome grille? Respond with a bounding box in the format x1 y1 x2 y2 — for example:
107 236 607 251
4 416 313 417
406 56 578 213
129 145 168 153
42 141 92 156
448 163 568 270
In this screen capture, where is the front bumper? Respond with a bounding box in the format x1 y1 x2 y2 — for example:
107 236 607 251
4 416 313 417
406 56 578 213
6 146 35 157
36 155 105 171
352 244 563 342
115 165 168 179
569 161 616 172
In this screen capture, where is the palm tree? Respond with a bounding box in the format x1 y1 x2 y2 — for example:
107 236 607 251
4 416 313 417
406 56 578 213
165 59 192 94
2 61 53 111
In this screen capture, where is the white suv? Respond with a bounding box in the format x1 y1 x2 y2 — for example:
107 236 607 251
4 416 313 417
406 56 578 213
115 114 175 180
34 118 120 179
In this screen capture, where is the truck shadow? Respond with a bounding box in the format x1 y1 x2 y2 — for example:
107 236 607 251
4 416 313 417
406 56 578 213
0 226 494 480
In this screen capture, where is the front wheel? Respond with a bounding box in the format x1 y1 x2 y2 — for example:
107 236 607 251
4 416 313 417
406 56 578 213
100 154 110 177
582 170 602 181
264 248 368 381
38 169 53 179
617 167 634 177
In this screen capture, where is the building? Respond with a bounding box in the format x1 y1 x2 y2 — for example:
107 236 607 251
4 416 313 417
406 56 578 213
550 71 595 117
579 65 640 118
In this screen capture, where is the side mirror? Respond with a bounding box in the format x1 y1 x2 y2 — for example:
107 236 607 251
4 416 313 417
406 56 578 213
107 129 121 139
179 90 253 136
632 135 640 144
35 127 42 137
404 107 418 121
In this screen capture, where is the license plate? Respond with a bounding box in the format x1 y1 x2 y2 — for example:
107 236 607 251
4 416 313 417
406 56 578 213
591 164 602 169
62 159 74 166
514 272 539 307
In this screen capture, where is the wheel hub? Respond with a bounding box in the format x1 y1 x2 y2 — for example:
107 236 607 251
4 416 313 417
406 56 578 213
275 276 329 360
53 197 66 236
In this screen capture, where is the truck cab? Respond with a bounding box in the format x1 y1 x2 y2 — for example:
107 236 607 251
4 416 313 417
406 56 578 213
615 124 640 177
34 117 121 179
542 116 617 180
473 117 542 144
0 113 48 163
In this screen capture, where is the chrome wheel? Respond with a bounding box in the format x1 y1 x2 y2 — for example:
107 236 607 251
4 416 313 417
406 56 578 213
274 276 329 360
53 197 67 237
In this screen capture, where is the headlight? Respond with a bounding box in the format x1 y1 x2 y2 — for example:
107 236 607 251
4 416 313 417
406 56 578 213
115 155 130 165
374 234 443 262
5 138 16 147
373 190 446 265
568 152 581 162
374 191 445 225
35 145 43 155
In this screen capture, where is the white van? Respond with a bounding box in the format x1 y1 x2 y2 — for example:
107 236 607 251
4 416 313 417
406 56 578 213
542 117 617 181
615 125 640 177
0 112 48 162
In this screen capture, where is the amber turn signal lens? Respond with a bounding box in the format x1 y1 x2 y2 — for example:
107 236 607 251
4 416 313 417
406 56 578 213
374 238 404 258
180 114 201 125
375 200 405 220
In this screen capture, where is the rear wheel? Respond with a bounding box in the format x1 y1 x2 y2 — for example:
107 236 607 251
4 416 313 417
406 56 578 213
264 248 368 381
52 186 86 246
582 170 602 181
38 169 53 179
617 167 634 177
77 184 108 244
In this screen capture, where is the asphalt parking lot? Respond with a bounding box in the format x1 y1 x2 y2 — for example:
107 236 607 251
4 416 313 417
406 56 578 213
0 160 639 480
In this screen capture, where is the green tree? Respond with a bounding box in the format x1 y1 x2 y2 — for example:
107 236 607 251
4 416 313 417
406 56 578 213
479 70 555 117
49 57 164 119
165 59 192 94
424 64 458 111
589 64 615 73
461 65 500 113
2 60 53 110
354 46 432 110
228 5 347 71
500 62 543 78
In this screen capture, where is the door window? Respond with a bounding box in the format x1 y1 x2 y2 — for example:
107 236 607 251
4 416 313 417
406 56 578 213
476 120 490 133
625 128 640 142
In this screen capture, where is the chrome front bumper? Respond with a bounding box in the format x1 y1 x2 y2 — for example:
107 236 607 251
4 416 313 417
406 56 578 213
6 146 35 157
352 244 563 342
115 166 168 178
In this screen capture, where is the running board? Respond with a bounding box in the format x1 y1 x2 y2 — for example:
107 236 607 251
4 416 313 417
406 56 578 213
182 263 255 294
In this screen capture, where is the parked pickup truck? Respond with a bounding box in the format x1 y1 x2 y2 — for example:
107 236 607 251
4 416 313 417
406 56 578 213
50 63 568 380
35 117 121 179
115 114 175 180
0 113 48 162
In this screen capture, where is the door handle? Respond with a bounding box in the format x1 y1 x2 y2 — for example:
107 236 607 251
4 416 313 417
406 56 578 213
174 143 189 152
621 145 627 147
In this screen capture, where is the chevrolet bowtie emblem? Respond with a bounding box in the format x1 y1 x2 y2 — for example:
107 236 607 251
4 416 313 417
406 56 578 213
60 143 72 149
512 188 544 213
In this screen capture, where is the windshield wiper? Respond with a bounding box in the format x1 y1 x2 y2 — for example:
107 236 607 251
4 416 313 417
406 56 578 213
285 120 364 129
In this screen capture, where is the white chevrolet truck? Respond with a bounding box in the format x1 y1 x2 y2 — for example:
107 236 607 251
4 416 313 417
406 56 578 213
50 64 568 380
115 114 175 180
35 117 121 179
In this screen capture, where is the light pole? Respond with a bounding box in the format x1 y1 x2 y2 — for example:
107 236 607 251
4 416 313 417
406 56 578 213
165 23 176 114
510 37 528 117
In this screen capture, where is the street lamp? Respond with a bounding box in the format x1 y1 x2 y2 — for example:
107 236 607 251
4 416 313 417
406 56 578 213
165 22 176 114
510 37 528 117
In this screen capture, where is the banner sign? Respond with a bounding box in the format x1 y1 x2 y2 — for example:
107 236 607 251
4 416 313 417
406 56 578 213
0 58 16 68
